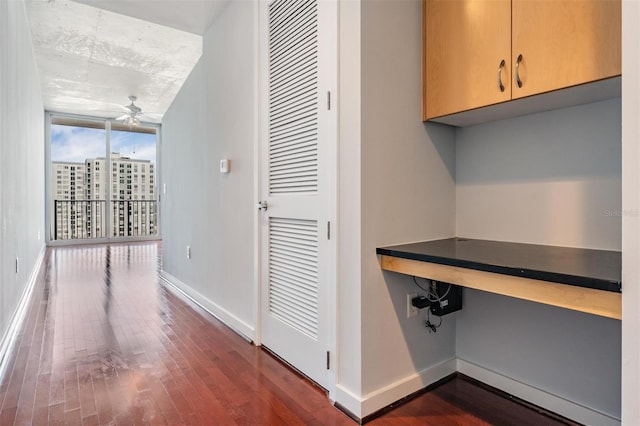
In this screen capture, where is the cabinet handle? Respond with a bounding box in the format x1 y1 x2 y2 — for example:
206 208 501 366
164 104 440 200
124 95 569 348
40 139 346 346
497 59 506 92
515 54 523 88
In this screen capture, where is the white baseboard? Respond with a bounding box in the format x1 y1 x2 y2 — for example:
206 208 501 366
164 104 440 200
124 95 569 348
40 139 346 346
159 270 255 342
457 358 621 426
336 357 457 419
334 384 362 419
0 245 46 379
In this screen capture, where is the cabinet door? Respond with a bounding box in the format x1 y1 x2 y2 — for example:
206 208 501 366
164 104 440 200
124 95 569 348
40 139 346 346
423 0 511 120
512 0 621 99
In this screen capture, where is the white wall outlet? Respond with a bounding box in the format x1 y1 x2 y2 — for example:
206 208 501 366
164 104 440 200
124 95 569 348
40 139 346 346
407 292 418 318
219 158 230 174
37 230 41 241
163 183 167 194
186 245 191 259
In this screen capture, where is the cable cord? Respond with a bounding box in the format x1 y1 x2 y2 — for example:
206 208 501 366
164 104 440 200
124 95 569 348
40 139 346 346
412 276 451 302
427 284 450 303
425 308 442 333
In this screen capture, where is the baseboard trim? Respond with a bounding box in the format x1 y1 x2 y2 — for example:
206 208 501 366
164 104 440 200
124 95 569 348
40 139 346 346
457 358 620 426
335 357 457 420
334 384 363 421
0 245 46 380
360 372 457 424
159 270 255 342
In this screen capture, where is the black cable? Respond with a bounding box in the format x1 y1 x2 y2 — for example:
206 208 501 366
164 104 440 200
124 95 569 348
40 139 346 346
425 308 442 333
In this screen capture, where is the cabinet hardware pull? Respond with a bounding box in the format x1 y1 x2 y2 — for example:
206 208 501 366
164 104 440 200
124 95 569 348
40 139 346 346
497 59 506 92
515 54 523 88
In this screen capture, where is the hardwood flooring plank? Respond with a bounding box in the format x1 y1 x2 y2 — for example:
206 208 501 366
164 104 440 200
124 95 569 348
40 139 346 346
48 402 64 426
81 413 100 426
64 407 83 426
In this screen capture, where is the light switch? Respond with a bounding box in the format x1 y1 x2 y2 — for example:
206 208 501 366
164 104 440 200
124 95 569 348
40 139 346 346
220 159 230 174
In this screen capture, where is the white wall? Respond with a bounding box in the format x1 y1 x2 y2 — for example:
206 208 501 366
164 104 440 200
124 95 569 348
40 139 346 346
0 0 45 360
336 0 363 407
621 1 640 424
161 0 257 339
455 100 622 421
346 0 457 417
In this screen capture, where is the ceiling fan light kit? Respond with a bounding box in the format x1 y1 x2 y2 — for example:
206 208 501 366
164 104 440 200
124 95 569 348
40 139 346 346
123 115 140 127
116 95 147 127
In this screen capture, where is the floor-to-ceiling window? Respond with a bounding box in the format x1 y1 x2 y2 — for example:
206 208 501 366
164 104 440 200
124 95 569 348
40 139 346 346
47 114 159 243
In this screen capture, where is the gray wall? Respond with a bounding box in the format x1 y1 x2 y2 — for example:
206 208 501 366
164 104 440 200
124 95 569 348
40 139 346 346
457 99 621 250
455 99 622 419
161 1 256 336
359 0 457 404
0 0 45 353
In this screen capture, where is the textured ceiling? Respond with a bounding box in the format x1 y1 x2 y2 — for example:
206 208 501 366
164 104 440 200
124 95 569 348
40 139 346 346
71 0 230 35
25 0 227 121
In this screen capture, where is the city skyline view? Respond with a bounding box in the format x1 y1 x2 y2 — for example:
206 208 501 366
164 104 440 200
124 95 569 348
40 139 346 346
51 124 157 164
50 123 158 240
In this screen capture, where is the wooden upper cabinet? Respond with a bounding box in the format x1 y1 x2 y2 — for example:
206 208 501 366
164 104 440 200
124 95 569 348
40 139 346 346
423 0 621 121
511 0 621 99
423 0 511 120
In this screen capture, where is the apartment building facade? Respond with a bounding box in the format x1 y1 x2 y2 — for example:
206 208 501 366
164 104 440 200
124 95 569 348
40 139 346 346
52 153 156 240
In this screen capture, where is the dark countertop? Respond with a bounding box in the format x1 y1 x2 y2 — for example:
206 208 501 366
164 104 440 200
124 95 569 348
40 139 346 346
376 238 621 293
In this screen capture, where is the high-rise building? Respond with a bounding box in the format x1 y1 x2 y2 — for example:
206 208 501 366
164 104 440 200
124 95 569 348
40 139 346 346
51 153 156 240
51 161 87 240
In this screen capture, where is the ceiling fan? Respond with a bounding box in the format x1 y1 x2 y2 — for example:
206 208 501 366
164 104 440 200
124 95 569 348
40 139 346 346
116 95 160 126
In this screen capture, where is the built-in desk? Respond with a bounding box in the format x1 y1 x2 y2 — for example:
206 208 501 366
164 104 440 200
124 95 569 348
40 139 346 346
376 238 621 320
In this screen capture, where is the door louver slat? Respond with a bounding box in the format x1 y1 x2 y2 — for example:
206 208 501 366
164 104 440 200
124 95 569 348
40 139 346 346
269 13 316 59
270 81 316 107
271 138 316 155
269 2 315 51
269 0 312 33
269 218 319 340
270 121 316 139
269 0 318 195
270 69 316 100
270 252 317 271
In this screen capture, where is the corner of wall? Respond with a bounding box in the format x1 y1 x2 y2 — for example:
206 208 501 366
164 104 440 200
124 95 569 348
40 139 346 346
348 0 458 417
336 0 364 405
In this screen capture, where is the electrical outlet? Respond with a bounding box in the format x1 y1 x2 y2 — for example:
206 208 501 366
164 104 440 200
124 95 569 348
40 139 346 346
407 292 418 318
186 245 191 259
37 230 41 241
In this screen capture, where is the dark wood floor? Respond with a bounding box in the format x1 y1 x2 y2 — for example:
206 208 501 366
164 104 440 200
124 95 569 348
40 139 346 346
0 242 573 425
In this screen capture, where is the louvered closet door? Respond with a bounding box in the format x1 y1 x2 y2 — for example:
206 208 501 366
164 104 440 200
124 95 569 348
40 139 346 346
259 0 336 390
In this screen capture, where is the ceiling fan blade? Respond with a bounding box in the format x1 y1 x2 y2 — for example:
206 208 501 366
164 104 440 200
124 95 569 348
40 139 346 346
115 114 129 121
